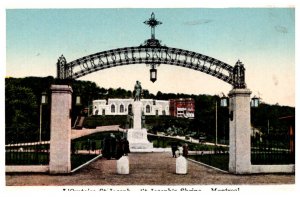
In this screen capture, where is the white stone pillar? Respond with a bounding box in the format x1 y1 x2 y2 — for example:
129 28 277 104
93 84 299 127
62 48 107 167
49 85 73 174
228 88 252 174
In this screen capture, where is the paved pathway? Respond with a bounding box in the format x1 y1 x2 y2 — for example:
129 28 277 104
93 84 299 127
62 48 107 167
6 152 294 186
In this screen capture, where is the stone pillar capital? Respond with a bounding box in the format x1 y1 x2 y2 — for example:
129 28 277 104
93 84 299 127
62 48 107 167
50 85 73 94
228 88 251 97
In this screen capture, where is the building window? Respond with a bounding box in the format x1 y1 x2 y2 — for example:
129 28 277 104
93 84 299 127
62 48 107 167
156 110 159 116
102 109 105 115
95 110 99 115
162 110 166 115
111 104 115 113
128 104 132 115
146 105 151 113
120 104 124 113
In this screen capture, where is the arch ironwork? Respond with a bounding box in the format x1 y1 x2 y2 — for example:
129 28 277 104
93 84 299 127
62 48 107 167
56 12 246 88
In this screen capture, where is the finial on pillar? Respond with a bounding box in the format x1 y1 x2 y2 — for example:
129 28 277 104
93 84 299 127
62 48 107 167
233 60 246 89
57 54 67 79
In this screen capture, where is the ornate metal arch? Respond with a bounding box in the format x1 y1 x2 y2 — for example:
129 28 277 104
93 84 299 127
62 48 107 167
57 46 246 88
56 13 246 88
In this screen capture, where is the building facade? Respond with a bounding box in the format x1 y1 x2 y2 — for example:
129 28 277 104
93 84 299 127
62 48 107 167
92 98 195 118
93 99 170 116
169 98 195 119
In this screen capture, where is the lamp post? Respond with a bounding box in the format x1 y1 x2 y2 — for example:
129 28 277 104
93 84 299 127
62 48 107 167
39 92 48 142
250 95 260 136
215 93 260 147
220 95 229 144
215 94 229 145
72 95 82 129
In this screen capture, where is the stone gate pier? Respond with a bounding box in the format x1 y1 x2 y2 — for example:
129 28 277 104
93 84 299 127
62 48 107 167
49 85 72 174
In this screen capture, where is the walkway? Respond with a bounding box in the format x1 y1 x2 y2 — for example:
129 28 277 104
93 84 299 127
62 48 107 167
6 152 294 186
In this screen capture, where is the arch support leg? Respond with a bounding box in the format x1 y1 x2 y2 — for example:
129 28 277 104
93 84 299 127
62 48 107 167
228 88 252 174
49 85 73 174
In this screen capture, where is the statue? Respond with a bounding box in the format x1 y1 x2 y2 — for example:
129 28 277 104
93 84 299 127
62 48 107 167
134 81 142 101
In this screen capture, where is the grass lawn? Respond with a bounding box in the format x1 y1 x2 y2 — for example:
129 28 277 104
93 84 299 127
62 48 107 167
188 154 229 171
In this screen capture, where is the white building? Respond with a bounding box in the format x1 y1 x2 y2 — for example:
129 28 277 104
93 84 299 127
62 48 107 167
92 99 170 116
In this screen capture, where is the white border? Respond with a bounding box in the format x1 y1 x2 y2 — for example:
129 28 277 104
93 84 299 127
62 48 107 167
1 0 298 195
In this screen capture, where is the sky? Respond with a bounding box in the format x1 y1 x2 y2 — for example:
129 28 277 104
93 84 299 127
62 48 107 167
5 6 295 107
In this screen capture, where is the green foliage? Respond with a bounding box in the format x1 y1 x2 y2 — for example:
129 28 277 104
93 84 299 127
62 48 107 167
145 115 192 135
5 81 39 143
251 103 294 135
5 77 56 143
5 76 295 145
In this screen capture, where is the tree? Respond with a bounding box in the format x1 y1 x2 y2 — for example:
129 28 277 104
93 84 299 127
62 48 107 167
5 76 295 145
5 82 38 143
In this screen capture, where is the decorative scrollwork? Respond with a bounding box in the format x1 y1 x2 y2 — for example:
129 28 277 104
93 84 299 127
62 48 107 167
56 12 246 89
57 46 243 87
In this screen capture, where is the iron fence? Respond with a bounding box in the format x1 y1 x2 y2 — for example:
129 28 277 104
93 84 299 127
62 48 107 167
5 139 101 169
71 139 101 155
251 130 294 165
188 145 229 171
71 139 101 169
5 141 50 165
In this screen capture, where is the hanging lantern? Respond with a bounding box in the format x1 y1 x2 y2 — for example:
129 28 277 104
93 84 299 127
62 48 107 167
41 92 48 105
75 95 82 106
150 67 157 82
251 96 260 108
220 96 228 107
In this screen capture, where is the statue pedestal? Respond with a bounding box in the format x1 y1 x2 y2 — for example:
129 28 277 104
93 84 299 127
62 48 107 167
127 101 153 151
133 101 142 130
127 128 153 149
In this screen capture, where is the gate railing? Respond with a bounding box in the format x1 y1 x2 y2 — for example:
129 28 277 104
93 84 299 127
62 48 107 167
5 141 50 165
71 139 101 170
251 129 294 165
